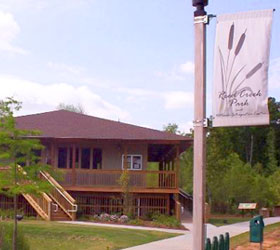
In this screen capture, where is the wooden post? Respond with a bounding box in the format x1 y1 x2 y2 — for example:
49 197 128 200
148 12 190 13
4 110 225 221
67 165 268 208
175 145 180 189
123 144 128 169
192 1 208 250
72 144 76 186
175 193 181 221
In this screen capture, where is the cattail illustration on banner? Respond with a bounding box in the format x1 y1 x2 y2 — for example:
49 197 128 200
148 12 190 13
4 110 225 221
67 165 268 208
228 23 234 50
217 26 263 115
213 9 273 127
232 62 263 94
234 29 246 56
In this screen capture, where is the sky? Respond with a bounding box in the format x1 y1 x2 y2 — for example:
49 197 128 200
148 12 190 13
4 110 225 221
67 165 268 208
0 0 279 133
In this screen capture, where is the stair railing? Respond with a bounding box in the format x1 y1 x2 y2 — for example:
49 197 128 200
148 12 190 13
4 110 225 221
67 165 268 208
22 193 52 221
40 171 77 220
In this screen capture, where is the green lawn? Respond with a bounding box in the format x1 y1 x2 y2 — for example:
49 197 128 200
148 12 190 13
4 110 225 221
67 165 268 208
230 222 280 248
209 216 252 226
1 220 179 250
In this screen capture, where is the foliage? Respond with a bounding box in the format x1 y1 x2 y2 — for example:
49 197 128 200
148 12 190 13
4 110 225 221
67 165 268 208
163 123 181 134
175 96 280 213
56 103 86 114
0 209 14 220
0 97 53 249
151 213 181 228
0 98 53 196
179 147 193 194
0 223 30 250
118 168 132 216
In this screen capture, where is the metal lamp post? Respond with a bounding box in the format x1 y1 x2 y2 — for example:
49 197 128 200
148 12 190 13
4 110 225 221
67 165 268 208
192 0 208 249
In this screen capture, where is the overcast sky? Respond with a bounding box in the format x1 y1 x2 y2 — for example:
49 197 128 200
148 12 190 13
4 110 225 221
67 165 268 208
0 0 279 133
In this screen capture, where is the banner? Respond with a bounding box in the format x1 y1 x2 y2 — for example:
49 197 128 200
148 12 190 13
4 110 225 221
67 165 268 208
212 9 273 127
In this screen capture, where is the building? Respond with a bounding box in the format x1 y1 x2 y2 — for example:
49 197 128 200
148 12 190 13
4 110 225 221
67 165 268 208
0 110 192 221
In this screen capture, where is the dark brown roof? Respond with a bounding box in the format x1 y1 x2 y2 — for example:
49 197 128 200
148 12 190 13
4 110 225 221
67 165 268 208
15 110 192 142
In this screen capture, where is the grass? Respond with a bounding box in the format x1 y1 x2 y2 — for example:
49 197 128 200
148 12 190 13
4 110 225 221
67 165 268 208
209 216 252 226
0 220 180 250
230 222 280 249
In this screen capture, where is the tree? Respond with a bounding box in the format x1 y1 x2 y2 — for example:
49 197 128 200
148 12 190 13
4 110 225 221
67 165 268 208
0 98 52 250
56 103 86 114
163 123 181 134
180 147 193 194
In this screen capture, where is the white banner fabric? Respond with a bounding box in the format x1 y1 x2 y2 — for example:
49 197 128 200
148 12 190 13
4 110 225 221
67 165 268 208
212 9 273 127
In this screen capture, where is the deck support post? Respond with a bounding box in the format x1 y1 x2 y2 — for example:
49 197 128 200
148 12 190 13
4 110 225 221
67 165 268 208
175 145 180 189
72 144 76 186
174 193 181 221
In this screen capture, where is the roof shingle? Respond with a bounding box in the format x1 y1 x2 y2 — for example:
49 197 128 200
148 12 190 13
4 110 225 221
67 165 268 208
15 110 192 142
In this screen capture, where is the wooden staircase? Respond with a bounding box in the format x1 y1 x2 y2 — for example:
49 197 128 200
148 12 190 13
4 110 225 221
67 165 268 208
22 193 51 221
51 203 72 221
22 171 77 221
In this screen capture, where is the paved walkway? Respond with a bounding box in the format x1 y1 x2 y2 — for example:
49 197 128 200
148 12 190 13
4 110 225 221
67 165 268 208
61 217 280 250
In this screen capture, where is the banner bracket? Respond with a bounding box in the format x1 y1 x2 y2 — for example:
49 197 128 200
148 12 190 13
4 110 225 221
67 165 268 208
193 118 209 128
194 14 216 24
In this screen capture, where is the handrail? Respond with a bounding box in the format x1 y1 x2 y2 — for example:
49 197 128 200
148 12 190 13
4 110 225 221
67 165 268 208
23 193 52 221
52 203 58 212
40 171 77 214
41 171 76 204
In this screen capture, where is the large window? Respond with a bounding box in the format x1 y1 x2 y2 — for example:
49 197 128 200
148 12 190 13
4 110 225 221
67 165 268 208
57 146 102 169
122 155 142 170
81 148 91 169
58 147 67 168
93 148 102 169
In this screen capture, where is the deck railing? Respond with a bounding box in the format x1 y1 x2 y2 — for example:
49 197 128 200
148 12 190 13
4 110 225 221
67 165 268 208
60 169 177 189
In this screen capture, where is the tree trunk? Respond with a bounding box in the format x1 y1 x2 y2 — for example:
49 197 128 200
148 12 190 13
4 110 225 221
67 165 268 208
13 194 17 250
13 160 17 250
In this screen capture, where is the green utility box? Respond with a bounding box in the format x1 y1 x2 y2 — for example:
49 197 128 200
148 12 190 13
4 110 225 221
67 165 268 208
250 215 265 243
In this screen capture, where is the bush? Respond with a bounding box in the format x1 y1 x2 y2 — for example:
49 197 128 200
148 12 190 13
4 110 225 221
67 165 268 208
0 209 14 220
0 223 30 250
99 213 110 221
151 213 181 228
119 215 129 223
129 218 143 226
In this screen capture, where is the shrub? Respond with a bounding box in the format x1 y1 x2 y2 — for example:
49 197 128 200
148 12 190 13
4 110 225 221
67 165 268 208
0 209 14 220
99 213 110 221
151 213 181 228
110 214 119 222
129 218 143 226
119 215 129 223
0 223 30 250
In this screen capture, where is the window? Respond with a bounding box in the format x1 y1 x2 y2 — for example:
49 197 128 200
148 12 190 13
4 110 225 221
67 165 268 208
57 146 102 169
81 148 90 169
58 147 67 168
92 148 102 169
122 155 142 170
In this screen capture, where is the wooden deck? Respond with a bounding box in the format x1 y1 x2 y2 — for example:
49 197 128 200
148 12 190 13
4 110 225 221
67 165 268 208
59 169 177 191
